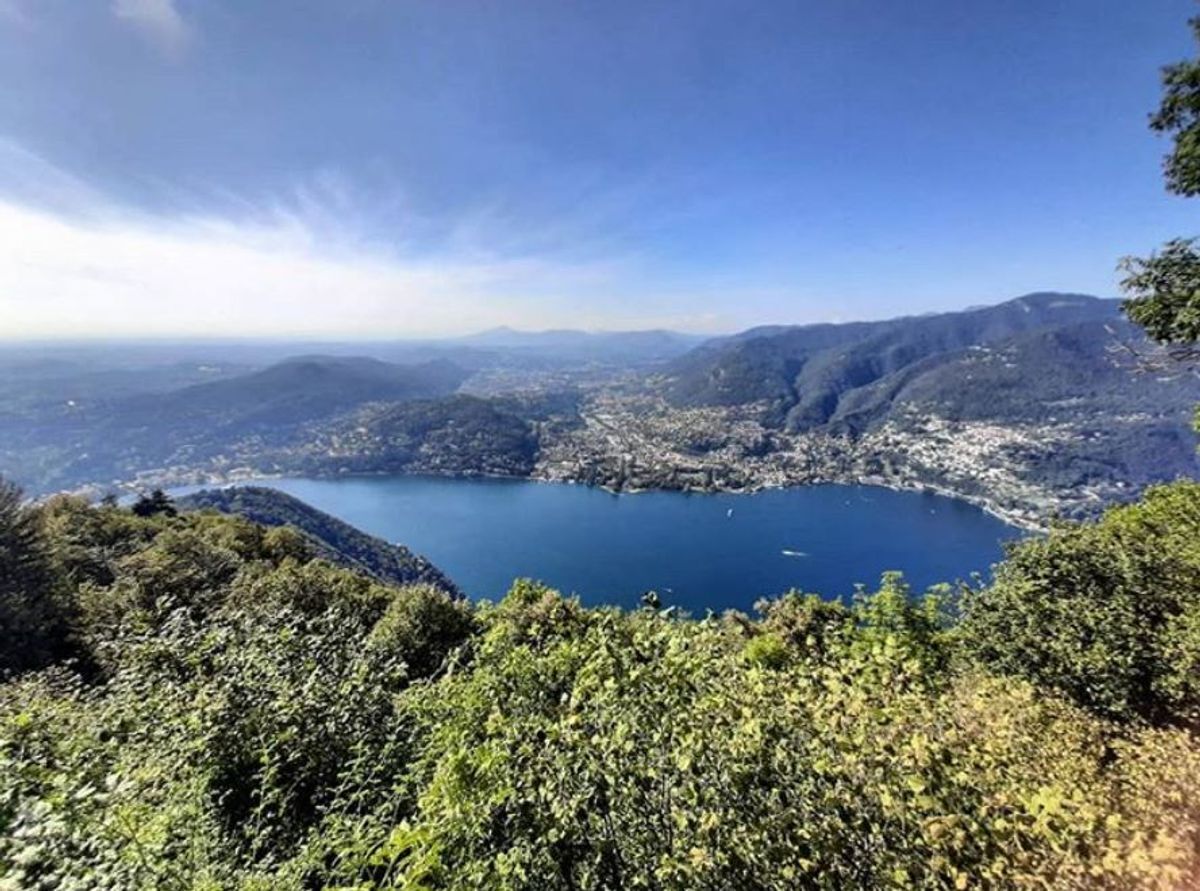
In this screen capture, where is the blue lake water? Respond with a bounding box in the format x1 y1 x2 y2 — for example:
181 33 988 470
192 476 1022 614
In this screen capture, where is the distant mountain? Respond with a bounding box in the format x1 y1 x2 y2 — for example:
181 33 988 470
177 485 459 595
825 317 1175 429
120 355 468 432
0 356 469 493
0 331 704 378
668 293 1124 428
290 394 541 479
653 293 1200 515
457 327 707 363
5 293 1198 523
833 316 1200 491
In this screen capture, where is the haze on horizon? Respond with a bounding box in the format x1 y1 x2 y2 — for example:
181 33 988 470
0 0 1196 340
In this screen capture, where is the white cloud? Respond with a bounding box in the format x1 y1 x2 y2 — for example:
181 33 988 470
112 0 192 58
0 198 639 338
0 142 742 339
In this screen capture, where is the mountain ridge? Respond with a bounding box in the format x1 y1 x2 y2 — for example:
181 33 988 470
176 485 460 595
2 292 1196 527
666 293 1122 427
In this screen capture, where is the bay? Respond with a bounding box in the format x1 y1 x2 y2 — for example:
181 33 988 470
189 475 1021 613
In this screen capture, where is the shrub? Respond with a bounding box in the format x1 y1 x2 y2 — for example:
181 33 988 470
2 486 1199 888
0 481 73 675
961 481 1200 726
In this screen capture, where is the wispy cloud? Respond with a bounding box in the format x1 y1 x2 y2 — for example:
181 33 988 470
112 0 192 59
0 143 729 339
0 200 640 339
0 0 30 27
0 139 108 217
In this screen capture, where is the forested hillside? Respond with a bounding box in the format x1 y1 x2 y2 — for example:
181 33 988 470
176 485 459 595
667 294 1198 435
2 478 1198 888
0 356 469 494
2 295 1195 527
290 394 542 479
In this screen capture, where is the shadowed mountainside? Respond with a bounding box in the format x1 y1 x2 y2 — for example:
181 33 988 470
0 356 470 492
177 485 459 595
668 293 1125 427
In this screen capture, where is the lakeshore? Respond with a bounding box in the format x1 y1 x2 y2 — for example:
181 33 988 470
164 473 1020 610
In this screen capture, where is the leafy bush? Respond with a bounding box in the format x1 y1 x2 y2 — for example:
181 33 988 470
1 483 1199 888
0 480 73 674
368 583 477 679
961 481 1200 726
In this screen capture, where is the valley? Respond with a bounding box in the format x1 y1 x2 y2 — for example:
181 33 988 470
3 293 1198 529
532 392 1094 527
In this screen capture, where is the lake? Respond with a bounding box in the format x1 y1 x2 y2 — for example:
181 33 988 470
195 476 1022 614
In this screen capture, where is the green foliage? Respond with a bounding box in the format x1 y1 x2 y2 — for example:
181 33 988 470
177 485 459 594
0 480 73 674
0 492 480 889
1120 238 1200 346
368 583 478 679
1119 14 1200 359
961 482 1200 726
2 483 1200 888
1149 16 1200 198
391 584 1198 889
131 489 177 519
741 630 789 669
753 590 847 649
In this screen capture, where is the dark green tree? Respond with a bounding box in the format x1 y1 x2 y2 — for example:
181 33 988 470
961 483 1200 727
1120 15 1200 368
1149 17 1200 197
131 488 177 518
0 478 71 673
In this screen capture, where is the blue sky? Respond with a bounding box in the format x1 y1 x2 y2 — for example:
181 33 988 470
0 0 1197 337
